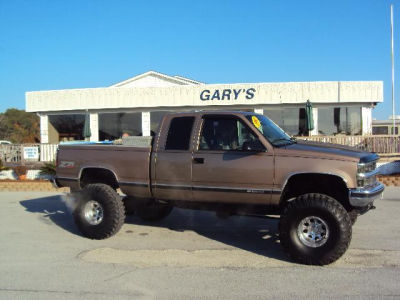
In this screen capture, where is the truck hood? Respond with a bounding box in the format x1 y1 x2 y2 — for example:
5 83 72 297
276 139 378 163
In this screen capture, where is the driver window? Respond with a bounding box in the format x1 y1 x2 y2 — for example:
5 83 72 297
199 117 258 151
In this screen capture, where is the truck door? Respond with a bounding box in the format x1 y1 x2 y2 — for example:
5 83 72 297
153 116 195 201
192 115 274 204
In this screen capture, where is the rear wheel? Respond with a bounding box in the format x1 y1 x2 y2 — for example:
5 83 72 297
136 201 173 221
279 193 352 265
73 184 125 239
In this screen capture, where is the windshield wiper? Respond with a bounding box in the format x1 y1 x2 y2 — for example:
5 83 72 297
271 137 296 147
271 138 293 146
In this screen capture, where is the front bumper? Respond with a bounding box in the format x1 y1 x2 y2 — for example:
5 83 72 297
349 182 384 207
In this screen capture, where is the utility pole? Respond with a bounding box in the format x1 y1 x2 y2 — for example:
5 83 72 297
391 4 396 134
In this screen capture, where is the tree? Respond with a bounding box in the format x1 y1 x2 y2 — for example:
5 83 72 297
0 114 6 139
0 109 40 143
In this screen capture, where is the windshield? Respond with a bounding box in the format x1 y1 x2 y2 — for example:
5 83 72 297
245 114 294 147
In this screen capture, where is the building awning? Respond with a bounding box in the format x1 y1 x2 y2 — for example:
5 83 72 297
26 80 383 113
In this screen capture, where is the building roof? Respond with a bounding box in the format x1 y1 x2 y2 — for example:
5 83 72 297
372 115 400 125
26 80 384 113
110 70 203 87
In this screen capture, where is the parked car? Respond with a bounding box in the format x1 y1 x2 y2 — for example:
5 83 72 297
0 140 12 145
53 111 384 265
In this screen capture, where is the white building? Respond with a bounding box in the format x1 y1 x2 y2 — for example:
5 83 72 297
25 71 383 144
372 115 400 135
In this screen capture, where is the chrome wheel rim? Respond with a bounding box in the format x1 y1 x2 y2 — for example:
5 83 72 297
83 200 104 225
297 216 329 248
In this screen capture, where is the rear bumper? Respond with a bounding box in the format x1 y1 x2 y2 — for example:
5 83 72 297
349 182 384 207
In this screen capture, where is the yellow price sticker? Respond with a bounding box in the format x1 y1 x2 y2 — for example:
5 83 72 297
252 116 261 129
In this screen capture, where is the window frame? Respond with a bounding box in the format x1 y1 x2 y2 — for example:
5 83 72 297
163 116 196 152
196 114 265 152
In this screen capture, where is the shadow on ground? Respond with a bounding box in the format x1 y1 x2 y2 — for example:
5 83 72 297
125 208 288 262
19 195 81 236
19 195 289 262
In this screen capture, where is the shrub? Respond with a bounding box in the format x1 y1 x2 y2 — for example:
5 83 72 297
39 162 56 177
0 159 9 171
13 165 27 178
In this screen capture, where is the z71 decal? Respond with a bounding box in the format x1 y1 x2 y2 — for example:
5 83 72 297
59 161 75 168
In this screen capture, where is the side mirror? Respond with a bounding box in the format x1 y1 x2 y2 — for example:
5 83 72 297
243 140 265 152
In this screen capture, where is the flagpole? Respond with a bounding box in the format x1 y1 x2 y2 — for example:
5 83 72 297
391 4 396 134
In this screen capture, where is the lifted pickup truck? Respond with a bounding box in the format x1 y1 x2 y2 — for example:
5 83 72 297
54 111 384 265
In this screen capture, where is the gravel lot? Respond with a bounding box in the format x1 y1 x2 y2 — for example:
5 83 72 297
1 188 399 299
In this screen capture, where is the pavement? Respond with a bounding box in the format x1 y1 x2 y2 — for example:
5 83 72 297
1 188 400 299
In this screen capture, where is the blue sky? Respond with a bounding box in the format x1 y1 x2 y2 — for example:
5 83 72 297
0 0 397 119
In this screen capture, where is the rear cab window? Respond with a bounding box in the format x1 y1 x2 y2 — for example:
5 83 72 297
165 116 195 151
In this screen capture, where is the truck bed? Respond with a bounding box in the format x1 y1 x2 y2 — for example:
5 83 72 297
56 144 152 198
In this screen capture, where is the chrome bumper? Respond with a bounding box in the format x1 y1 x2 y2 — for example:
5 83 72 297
349 182 384 207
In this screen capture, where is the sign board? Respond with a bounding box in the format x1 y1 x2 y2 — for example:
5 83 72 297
200 88 256 101
23 146 39 161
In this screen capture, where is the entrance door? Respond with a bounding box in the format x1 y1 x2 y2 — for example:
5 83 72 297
192 115 274 205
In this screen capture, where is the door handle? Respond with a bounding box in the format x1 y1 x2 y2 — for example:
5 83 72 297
193 157 204 164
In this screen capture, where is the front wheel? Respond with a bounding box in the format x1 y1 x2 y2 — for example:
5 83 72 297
348 209 358 225
279 193 352 265
73 184 125 239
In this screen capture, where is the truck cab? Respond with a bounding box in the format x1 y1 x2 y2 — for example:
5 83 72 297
152 112 275 205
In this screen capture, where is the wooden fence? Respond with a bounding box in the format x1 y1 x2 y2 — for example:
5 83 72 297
0 144 58 164
0 136 399 164
298 135 400 154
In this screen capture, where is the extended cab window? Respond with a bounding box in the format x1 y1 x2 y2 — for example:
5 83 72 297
199 117 259 151
165 117 195 150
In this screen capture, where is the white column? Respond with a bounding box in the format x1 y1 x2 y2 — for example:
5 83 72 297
254 108 263 115
90 113 99 142
362 107 372 135
142 112 151 136
310 107 319 136
40 115 49 144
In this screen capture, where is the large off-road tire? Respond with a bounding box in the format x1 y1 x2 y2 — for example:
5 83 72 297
279 193 352 265
136 201 173 222
73 184 125 239
348 210 358 225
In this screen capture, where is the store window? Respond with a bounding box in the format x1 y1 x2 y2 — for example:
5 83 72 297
150 111 171 135
372 126 389 135
263 108 307 136
318 107 361 135
48 114 85 142
99 112 142 140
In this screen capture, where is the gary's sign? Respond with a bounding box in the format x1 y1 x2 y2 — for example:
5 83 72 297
200 88 256 101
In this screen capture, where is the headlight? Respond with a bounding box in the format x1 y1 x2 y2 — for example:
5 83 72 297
357 161 376 174
357 160 378 188
357 175 377 188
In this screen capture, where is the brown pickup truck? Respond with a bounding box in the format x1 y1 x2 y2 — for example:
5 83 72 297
53 111 384 265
